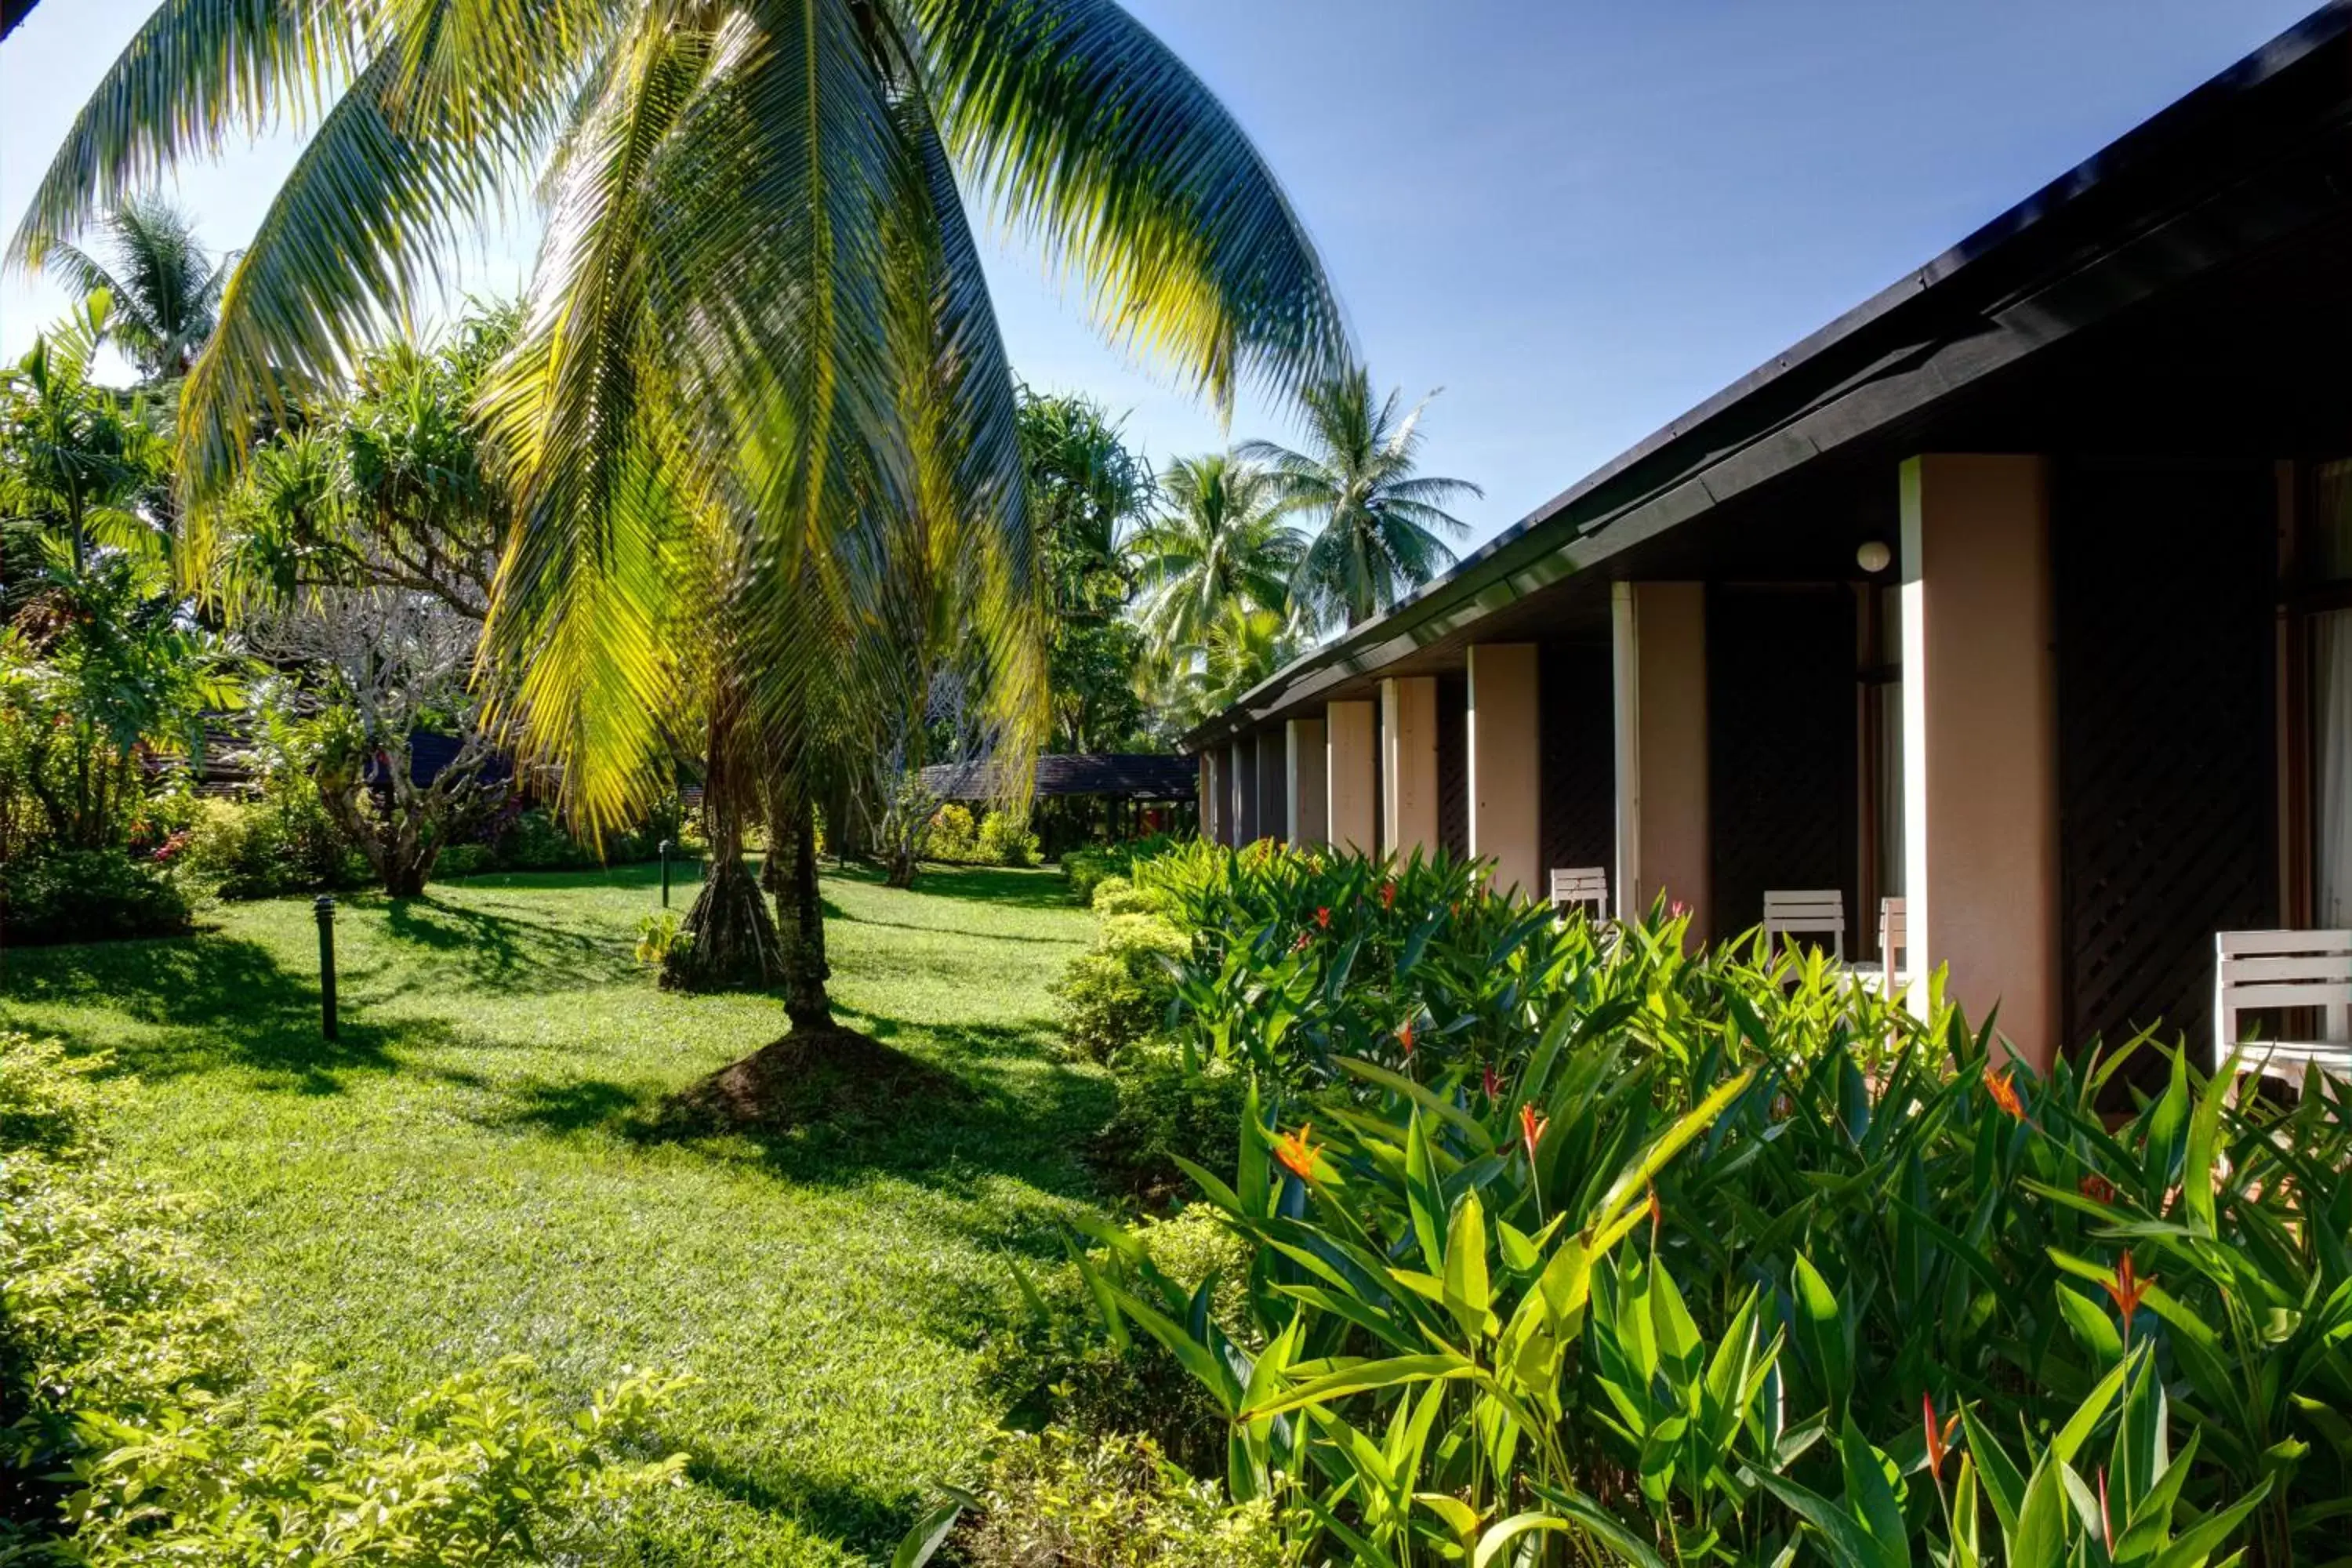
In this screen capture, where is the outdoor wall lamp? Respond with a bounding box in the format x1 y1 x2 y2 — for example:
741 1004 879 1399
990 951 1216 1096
1856 540 1893 573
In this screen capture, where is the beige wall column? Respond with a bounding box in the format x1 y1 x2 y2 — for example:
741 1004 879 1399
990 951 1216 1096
1287 718 1329 846
1199 752 1221 844
1900 455 2060 1069
1256 730 1287 844
1468 644 1541 896
1382 675 1441 858
1612 582 1711 939
1327 700 1378 854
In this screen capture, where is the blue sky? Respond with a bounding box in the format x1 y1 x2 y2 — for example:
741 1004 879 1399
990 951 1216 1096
0 0 2321 550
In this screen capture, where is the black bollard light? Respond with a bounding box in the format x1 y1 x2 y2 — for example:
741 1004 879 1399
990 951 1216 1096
314 895 339 1040
659 839 673 908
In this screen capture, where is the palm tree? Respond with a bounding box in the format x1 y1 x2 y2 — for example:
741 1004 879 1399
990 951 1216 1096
42 195 228 384
11 0 1347 1032
1129 452 1303 666
1240 367 1479 630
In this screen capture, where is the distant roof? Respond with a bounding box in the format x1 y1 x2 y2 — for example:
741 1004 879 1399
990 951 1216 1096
921 753 1196 800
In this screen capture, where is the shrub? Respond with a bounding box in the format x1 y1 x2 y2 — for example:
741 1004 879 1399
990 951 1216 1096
496 805 605 870
1092 1043 1245 1198
177 794 367 898
928 803 978 861
1052 913 1189 1062
634 910 688 967
434 840 495 877
1062 846 1120 904
928 1427 1285 1568
0 848 192 945
1091 876 1171 919
977 809 1039 867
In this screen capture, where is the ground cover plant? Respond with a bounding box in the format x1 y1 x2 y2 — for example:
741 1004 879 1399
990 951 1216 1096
989 840 2352 1567
0 862 1116 1563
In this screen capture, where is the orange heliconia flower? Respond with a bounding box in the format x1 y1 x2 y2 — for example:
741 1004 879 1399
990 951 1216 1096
1519 1103 1548 1163
1922 1392 1959 1480
1396 1019 1415 1055
1984 1066 2026 1120
1646 1181 1663 1248
1274 1124 1319 1182
1315 906 1331 928
2078 1172 2117 1206
1379 880 1397 910
2101 1252 2154 1341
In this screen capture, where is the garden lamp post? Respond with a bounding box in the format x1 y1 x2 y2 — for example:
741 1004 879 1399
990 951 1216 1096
314 895 339 1040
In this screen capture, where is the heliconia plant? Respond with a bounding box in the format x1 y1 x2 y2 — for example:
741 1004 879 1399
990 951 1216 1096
997 840 2351 1565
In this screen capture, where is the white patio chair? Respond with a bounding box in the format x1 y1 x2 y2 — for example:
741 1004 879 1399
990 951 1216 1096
1868 897 1908 992
1763 889 1845 962
2212 929 2352 1089
1549 866 1609 924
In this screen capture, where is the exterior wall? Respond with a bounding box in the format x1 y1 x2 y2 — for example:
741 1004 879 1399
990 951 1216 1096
1901 454 2060 1068
1468 643 1542 897
1256 730 1288 845
1287 718 1329 846
1199 752 1220 844
1613 583 1711 939
1382 676 1441 856
1327 700 1379 853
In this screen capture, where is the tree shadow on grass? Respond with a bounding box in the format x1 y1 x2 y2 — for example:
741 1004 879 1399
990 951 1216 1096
829 860 1077 912
376 895 640 993
0 931 441 1092
678 1453 925 1562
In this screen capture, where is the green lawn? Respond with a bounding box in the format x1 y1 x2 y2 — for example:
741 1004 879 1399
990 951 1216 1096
0 862 1109 1564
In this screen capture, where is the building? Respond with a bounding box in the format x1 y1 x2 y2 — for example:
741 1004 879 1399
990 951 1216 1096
1183 3 2352 1071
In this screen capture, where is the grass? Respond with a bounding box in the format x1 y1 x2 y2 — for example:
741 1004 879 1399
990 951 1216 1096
0 860 1109 1564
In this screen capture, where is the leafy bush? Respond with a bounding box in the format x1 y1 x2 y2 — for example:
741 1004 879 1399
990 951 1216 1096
1061 833 1180 905
927 803 978 861
0 847 191 944
0 1031 688 1563
634 910 689 967
496 805 606 870
916 1427 1286 1568
435 840 495 877
1091 875 1171 919
1052 913 1189 1062
177 793 366 899
1092 1043 1245 1198
978 810 1039 867
1058 858 2352 1566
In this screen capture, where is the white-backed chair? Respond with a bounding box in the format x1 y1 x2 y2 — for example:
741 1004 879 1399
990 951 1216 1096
2212 929 2352 1089
1871 897 1908 992
1763 889 1846 962
1550 866 1609 924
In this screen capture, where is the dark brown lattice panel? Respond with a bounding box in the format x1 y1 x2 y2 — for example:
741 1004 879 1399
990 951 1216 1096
1707 586 1859 946
2056 459 2276 1062
1437 674 1469 858
1541 643 1616 876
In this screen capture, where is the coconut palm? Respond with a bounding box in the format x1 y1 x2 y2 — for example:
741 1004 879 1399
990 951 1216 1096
1129 452 1303 666
42 195 228 385
1240 367 1479 630
11 0 1347 1029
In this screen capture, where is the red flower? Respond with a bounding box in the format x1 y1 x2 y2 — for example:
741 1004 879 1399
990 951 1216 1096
1396 1019 1415 1055
1273 1124 1319 1182
1519 1102 1548 1164
1291 931 1313 953
1314 906 1331 928
1482 1064 1501 1102
1379 880 1396 910
1984 1066 2026 1121
1922 1392 1958 1481
1646 1181 1663 1248
2101 1252 2154 1341
2078 1173 2117 1206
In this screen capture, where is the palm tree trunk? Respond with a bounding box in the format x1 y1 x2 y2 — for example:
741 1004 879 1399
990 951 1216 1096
665 698 782 992
775 791 832 1030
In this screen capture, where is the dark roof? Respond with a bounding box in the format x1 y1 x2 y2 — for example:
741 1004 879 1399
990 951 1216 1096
1182 2 2352 750
921 753 1197 800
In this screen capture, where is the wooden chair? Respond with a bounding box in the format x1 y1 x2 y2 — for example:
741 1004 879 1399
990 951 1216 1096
1549 866 1609 924
1763 889 1845 962
2212 930 2352 1088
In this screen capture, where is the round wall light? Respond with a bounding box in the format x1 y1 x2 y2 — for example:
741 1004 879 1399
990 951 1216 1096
1856 540 1893 574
